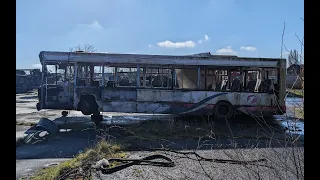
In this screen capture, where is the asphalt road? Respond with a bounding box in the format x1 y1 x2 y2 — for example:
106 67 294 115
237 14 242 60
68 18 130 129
16 158 70 179
93 148 304 180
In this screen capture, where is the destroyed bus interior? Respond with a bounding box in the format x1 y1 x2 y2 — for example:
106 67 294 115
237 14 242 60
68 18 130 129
37 51 286 120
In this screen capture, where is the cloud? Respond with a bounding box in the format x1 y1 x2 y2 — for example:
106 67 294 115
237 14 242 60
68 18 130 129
240 46 257 51
148 44 153 48
65 20 106 46
216 46 237 55
204 35 209 41
76 20 104 31
197 35 209 44
157 40 196 48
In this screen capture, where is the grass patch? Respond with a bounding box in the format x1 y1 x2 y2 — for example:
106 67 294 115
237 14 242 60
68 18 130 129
111 117 284 144
29 140 127 180
16 121 37 126
286 106 304 120
287 88 304 97
293 107 304 120
124 118 212 140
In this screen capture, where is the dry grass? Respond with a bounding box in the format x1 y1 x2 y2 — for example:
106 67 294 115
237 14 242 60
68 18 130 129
287 89 304 97
293 107 304 120
16 121 37 126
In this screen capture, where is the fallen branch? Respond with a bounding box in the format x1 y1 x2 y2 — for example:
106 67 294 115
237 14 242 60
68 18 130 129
93 154 175 174
139 146 268 166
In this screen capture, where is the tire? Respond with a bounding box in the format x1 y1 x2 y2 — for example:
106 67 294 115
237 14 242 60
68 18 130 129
91 114 103 124
79 100 92 115
214 101 234 120
61 111 68 117
79 96 99 115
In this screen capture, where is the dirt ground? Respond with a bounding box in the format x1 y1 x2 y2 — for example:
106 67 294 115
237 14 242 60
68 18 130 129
16 92 304 179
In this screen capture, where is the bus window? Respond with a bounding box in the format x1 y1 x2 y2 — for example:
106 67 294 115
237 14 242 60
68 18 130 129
244 70 261 92
116 67 137 87
92 65 104 87
104 66 116 87
259 68 277 93
215 70 229 91
77 64 91 86
142 68 172 88
205 68 217 90
175 67 199 89
229 68 241 92
44 65 66 85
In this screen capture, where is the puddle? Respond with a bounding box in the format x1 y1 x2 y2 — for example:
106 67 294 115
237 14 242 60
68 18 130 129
286 97 303 107
274 98 305 136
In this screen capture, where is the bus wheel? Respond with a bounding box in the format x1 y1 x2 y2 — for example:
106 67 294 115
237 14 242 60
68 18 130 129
79 100 92 115
91 114 103 124
62 111 68 117
79 96 98 115
214 101 234 120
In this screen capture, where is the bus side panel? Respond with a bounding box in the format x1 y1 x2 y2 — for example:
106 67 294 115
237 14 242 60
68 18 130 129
101 89 137 113
102 101 137 113
239 93 271 107
137 102 171 113
238 93 282 116
136 89 236 114
137 89 234 104
102 89 137 101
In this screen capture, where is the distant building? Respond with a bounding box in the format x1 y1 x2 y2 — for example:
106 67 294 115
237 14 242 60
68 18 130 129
286 64 304 89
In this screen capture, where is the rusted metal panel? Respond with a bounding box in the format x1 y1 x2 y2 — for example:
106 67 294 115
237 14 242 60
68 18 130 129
239 93 272 106
137 89 273 107
76 88 102 99
100 90 275 115
102 89 137 100
137 89 231 104
137 102 171 113
102 101 136 113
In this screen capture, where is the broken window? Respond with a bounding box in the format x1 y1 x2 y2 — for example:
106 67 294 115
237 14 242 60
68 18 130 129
216 70 229 91
44 65 65 85
76 64 95 86
116 67 137 87
175 67 200 89
243 69 261 92
259 68 277 93
142 68 172 88
229 68 242 92
103 66 116 87
92 65 104 87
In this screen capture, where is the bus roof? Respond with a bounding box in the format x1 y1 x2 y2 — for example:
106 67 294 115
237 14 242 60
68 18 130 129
39 51 285 68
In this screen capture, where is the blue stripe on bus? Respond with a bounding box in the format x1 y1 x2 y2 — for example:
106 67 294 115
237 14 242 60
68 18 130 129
169 92 229 114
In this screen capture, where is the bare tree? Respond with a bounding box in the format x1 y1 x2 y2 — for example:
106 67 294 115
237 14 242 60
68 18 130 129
69 44 102 74
288 49 300 67
69 44 97 52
